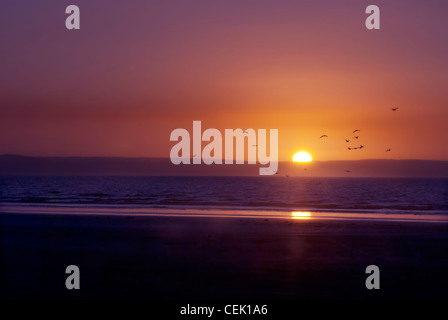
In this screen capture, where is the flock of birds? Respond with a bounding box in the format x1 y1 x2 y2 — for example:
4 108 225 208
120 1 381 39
316 107 400 174
319 107 399 153
321 128 366 150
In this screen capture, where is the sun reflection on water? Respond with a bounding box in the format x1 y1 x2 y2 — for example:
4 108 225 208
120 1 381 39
291 211 311 220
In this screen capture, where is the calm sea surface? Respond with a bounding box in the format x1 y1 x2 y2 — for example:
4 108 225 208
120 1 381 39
1 176 447 215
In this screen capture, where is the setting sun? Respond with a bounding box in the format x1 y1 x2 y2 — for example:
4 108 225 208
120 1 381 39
293 151 313 163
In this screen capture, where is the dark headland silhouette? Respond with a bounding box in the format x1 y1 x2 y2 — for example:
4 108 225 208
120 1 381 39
1 155 448 177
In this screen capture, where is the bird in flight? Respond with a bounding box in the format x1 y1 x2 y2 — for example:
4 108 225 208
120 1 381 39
391 107 399 111
345 170 351 173
359 145 364 149
385 148 391 152
353 129 360 133
345 139 350 143
354 136 359 139
347 147 352 150
320 135 328 138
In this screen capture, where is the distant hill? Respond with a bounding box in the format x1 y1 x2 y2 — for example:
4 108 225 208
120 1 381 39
1 155 448 177
282 159 448 178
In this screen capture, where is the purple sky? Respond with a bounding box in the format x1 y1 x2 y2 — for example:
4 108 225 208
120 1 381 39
1 0 447 161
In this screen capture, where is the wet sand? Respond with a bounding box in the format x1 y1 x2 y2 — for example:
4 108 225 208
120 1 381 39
1 210 447 300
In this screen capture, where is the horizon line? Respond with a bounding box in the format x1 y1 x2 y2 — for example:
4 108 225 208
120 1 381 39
1 154 448 162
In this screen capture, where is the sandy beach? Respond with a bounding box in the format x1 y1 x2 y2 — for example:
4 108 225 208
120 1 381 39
1 207 447 301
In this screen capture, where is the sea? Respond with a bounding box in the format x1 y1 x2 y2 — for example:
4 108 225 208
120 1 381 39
1 177 447 218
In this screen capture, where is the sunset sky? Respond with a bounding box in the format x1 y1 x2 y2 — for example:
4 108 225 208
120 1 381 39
1 0 447 161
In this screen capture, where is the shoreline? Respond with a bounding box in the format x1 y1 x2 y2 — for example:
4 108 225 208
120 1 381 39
1 204 448 223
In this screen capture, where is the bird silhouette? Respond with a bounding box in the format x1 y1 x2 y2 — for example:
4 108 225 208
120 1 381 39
385 148 391 152
345 170 351 173
391 107 399 111
346 139 350 143
359 145 364 149
320 135 328 138
354 136 359 139
347 147 352 150
353 129 360 133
